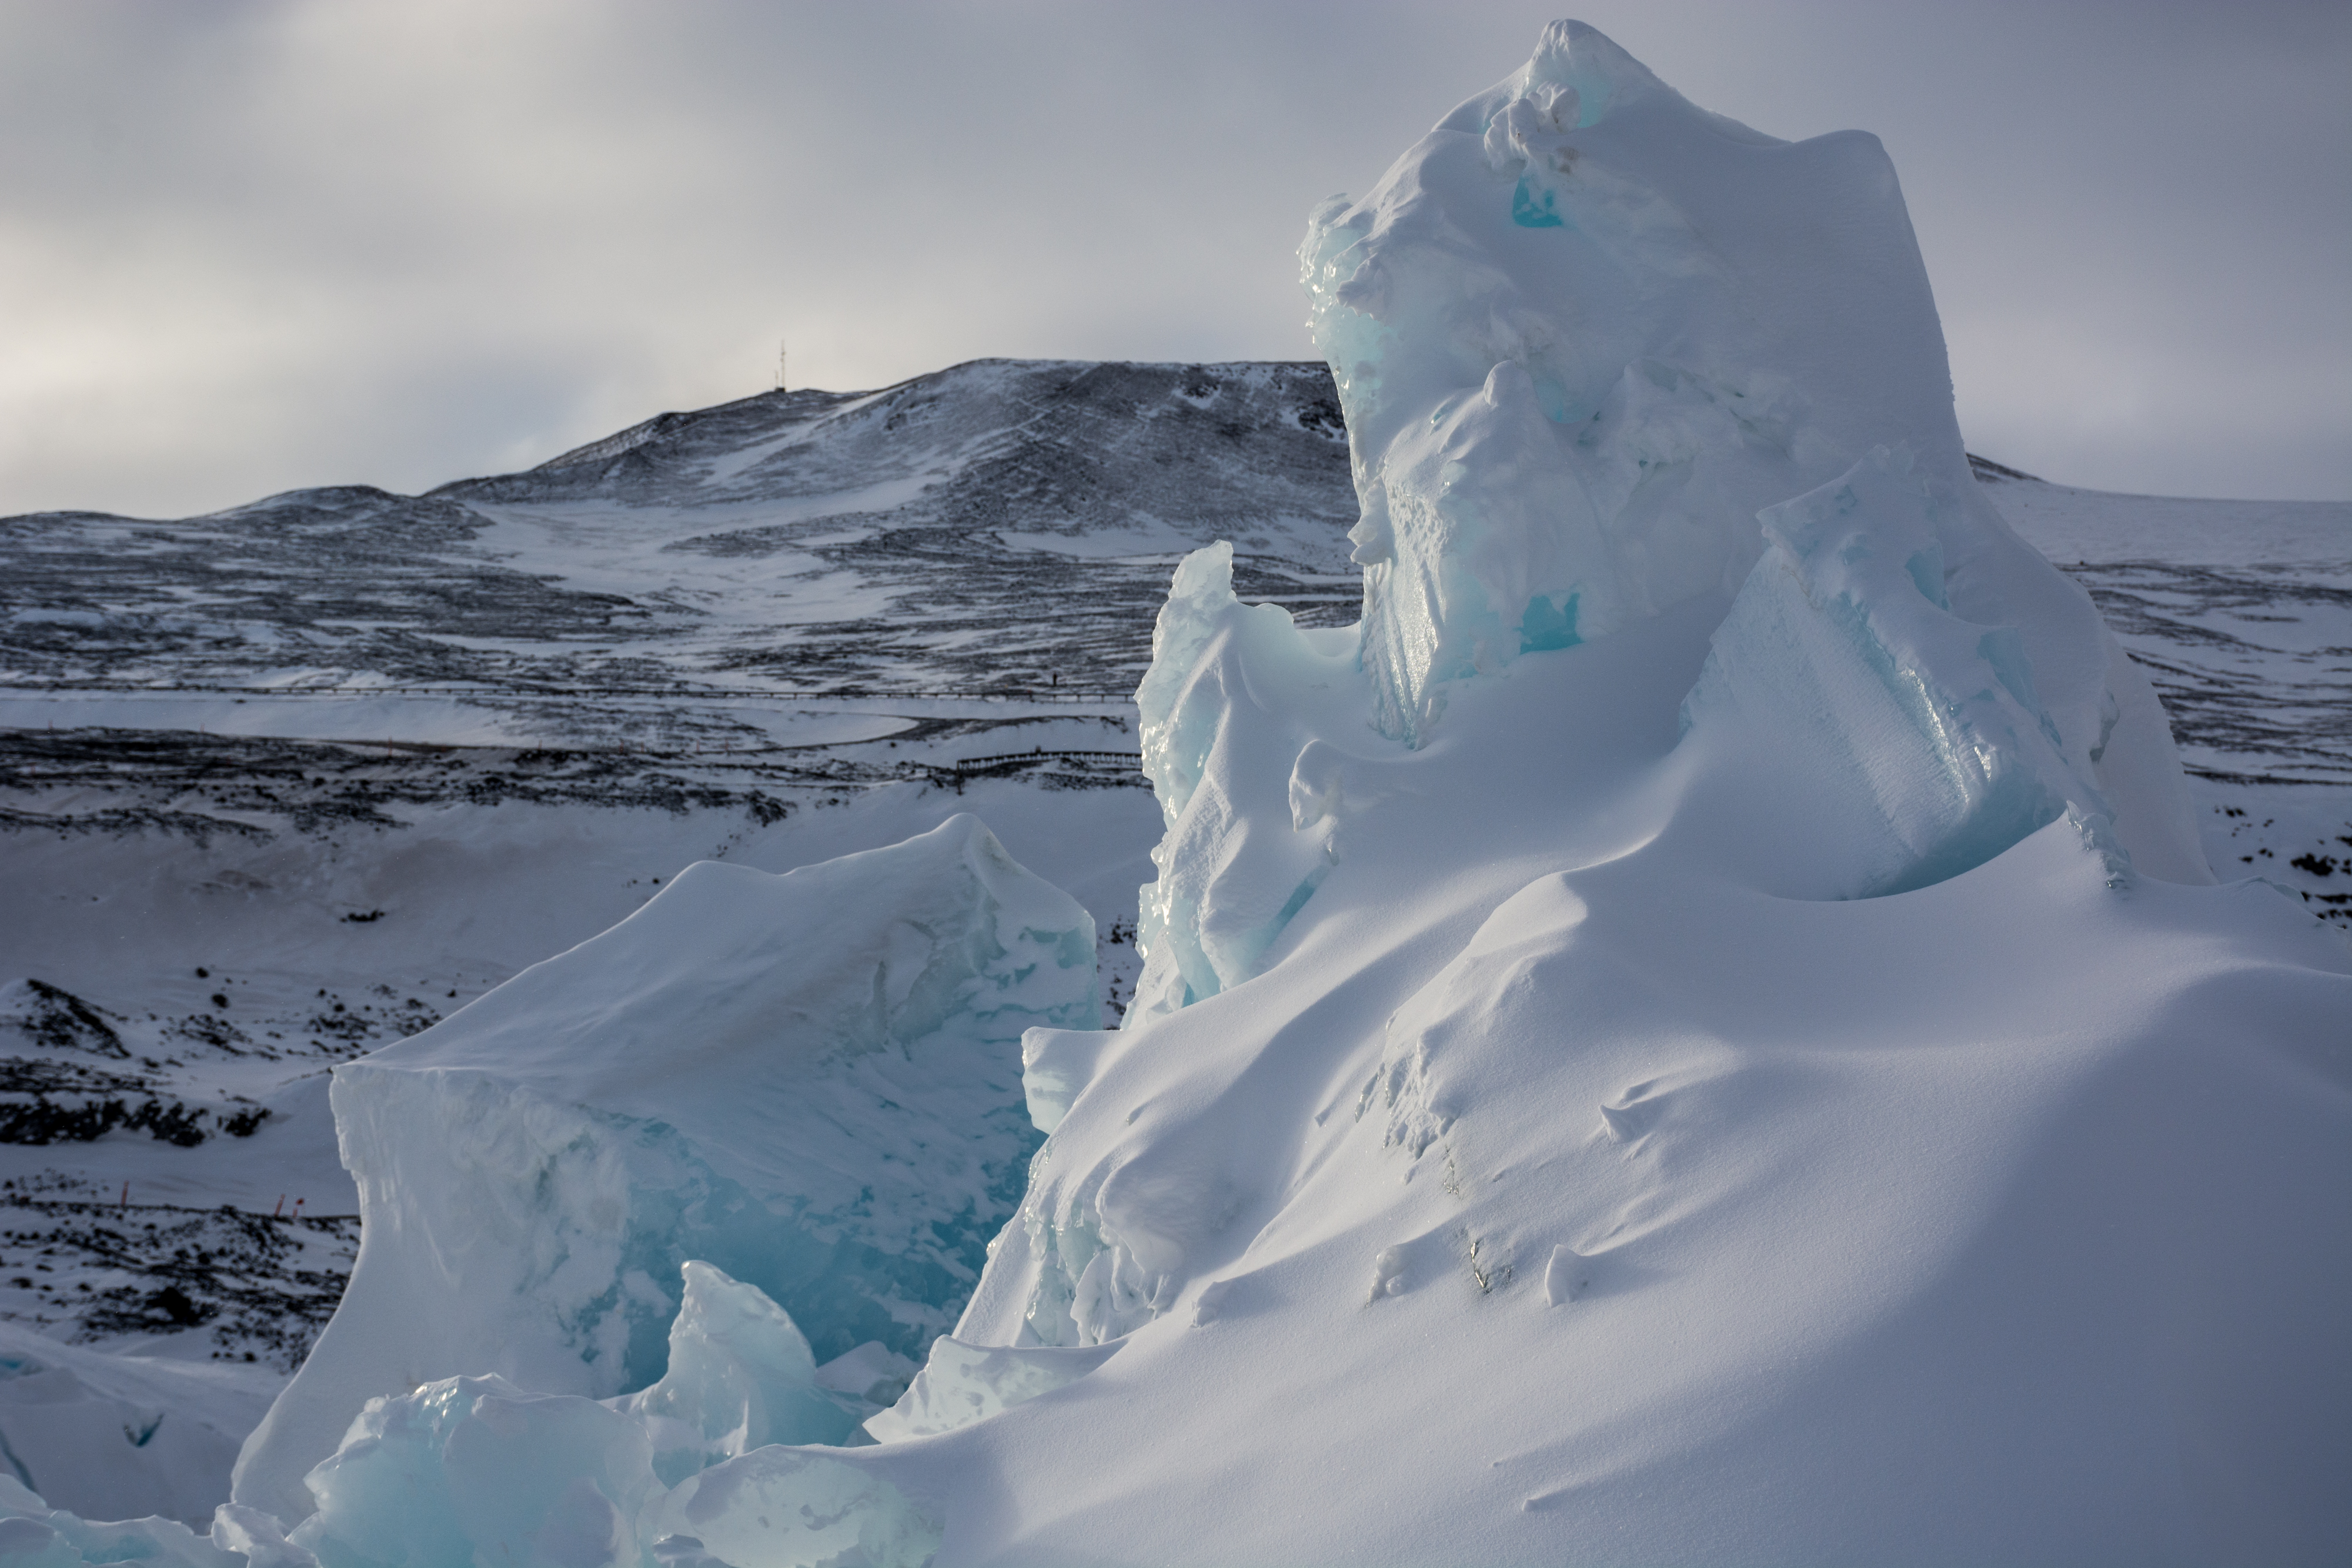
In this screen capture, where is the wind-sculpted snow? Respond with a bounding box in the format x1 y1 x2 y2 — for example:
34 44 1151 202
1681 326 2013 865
229 814 1094 1527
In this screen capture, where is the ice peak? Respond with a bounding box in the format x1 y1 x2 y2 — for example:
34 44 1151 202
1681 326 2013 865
1437 19 1680 139
1305 20 1976 746
1290 18 2207 880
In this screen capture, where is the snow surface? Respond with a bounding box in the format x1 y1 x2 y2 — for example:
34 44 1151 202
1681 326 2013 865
0 1319 273 1527
1 16 2347 1563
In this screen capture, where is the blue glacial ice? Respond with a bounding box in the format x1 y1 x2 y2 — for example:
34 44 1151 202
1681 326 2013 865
283 1261 933 1564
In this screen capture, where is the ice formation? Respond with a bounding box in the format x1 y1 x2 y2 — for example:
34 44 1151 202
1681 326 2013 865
1128 541 1364 1012
0 1477 239 1566
231 813 1094 1524
3 1256 941 1566
1297 18 2206 897
18 18 2349 1566
1681 444 2127 897
282 1265 937 1568
861 1336 1119 1443
876 21 2340 1564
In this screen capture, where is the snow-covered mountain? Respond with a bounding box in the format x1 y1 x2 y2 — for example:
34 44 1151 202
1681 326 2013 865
0 20 2347 1555
2 359 1357 701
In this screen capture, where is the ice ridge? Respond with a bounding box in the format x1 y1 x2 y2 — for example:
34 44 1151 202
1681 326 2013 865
230 813 1095 1524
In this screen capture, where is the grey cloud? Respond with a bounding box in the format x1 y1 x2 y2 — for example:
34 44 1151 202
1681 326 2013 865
0 0 2343 517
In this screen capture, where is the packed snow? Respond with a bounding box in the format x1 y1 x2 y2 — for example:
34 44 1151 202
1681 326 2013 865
1 16 2347 1565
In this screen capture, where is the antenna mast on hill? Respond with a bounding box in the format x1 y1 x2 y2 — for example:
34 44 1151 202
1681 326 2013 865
776 340 787 393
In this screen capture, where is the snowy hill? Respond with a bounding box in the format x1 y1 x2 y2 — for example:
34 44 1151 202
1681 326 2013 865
0 20 2347 1547
1 360 1357 702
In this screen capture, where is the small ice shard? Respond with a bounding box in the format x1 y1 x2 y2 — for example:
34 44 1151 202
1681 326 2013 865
648 1447 940 1568
1371 1245 1408 1300
1023 1025 1114 1134
619 1262 861 1485
862 1336 1122 1443
1191 1278 1235 1327
1544 1246 1591 1306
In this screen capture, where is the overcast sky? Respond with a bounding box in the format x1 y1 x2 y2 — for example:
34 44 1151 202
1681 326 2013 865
3 1 2346 519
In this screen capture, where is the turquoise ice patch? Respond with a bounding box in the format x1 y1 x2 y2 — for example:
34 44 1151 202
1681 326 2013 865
1512 177 1564 228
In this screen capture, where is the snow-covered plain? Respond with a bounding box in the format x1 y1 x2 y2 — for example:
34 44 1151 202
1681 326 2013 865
0 18 2346 1562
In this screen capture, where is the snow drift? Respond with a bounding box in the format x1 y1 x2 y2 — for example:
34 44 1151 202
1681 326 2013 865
0 1321 272 1530
15 16 2347 1566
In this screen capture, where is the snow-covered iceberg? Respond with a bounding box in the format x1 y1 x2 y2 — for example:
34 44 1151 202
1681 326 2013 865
230 813 1094 1525
26 18 2346 1565
886 21 2346 1566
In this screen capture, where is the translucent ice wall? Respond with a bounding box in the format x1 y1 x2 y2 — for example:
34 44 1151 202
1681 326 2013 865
1682 446 2116 897
1298 19 2207 884
1130 542 1362 1014
232 814 1095 1524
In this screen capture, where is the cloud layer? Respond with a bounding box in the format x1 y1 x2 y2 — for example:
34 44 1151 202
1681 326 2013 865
2 0 2344 517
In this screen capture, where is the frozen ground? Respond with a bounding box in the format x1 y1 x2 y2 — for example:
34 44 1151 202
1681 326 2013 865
0 270 2344 1545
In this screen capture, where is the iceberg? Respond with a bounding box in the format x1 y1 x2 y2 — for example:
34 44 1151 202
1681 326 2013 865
28 19 2344 1566
230 813 1095 1523
866 21 2344 1566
